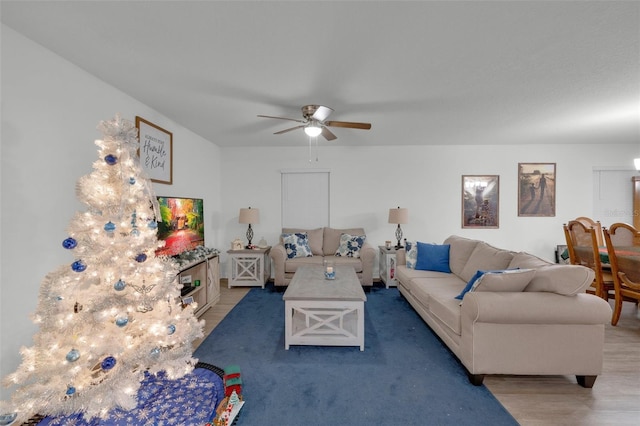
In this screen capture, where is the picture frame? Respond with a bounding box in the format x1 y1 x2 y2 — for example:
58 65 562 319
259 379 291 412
518 163 556 217
461 175 499 228
135 116 173 184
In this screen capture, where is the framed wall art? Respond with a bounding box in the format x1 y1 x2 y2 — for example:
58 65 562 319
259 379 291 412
136 116 173 184
518 163 556 217
461 175 499 228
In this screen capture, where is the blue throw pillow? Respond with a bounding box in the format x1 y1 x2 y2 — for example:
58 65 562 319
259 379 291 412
415 242 451 273
455 270 486 300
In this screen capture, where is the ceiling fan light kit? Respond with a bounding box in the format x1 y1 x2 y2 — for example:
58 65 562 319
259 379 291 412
258 104 371 141
304 123 322 137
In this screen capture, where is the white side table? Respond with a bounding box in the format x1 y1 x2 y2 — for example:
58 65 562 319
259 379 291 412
227 246 271 288
378 246 397 288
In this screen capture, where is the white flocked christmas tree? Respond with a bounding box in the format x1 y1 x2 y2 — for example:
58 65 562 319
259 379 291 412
2 115 203 423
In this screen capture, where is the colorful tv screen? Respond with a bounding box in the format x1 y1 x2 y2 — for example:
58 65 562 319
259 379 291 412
156 196 205 257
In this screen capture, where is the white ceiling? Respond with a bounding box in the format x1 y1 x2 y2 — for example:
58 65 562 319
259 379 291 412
2 1 639 148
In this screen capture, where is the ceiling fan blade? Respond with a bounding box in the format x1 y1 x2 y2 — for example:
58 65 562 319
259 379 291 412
321 127 337 141
257 114 305 124
274 125 305 135
325 120 372 130
311 105 333 122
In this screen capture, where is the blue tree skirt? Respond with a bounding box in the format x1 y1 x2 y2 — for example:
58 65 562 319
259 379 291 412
36 364 224 426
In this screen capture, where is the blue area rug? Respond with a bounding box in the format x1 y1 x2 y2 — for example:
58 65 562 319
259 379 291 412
194 285 518 425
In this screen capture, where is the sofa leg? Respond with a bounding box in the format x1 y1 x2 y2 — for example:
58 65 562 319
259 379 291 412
576 375 597 388
467 373 485 386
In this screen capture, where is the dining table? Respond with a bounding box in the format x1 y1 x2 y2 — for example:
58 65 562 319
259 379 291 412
566 245 640 266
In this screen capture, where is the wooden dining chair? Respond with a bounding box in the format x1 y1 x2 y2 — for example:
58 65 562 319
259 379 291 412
563 221 614 300
575 217 605 246
603 223 640 326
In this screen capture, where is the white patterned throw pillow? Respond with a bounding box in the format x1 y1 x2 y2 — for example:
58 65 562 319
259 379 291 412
282 233 313 259
405 241 418 269
335 233 366 258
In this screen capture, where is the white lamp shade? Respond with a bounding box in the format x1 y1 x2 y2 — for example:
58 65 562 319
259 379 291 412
635 158 640 171
388 207 408 224
239 207 259 224
304 125 322 137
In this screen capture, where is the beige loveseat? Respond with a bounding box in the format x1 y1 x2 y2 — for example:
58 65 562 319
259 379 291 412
396 235 612 387
270 227 375 287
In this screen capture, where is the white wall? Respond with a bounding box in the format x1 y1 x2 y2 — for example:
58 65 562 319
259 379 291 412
0 25 222 399
220 144 636 273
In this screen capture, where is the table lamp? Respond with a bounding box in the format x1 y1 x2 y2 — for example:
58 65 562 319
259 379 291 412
239 207 259 248
388 207 408 249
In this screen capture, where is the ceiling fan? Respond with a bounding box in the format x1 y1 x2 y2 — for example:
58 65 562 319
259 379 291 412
257 105 371 141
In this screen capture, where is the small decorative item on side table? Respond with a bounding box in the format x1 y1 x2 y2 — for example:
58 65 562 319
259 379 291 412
324 260 335 280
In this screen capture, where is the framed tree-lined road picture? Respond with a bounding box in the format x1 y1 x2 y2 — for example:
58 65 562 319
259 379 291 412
136 116 173 184
518 163 556 217
462 175 499 228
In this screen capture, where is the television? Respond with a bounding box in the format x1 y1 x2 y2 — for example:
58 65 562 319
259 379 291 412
155 196 205 257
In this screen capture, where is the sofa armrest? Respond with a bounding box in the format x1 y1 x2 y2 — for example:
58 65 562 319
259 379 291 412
461 292 612 326
359 242 376 286
269 244 288 286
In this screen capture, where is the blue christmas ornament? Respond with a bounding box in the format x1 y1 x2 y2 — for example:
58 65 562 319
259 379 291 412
104 221 116 232
147 221 158 230
101 356 117 371
71 260 86 272
130 228 140 237
115 316 129 327
167 324 176 335
62 237 77 249
114 279 126 291
104 154 118 165
66 349 80 362
65 386 76 396
150 347 160 358
135 253 147 263
129 177 136 185
0 413 17 424
56 296 64 301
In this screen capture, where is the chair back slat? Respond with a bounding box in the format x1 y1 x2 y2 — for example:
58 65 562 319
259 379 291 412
575 217 605 247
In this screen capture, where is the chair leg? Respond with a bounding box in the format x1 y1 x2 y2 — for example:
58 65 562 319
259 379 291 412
611 296 622 326
576 375 597 388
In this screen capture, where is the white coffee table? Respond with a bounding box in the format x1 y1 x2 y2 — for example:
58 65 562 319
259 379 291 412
283 265 367 351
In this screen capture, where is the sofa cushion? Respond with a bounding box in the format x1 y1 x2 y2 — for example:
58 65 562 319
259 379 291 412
396 265 447 285
282 227 323 255
282 233 313 259
472 269 536 293
455 268 535 300
443 235 480 277
405 241 418 269
524 264 595 296
508 252 553 269
284 256 324 273
330 256 363 272
323 227 366 255
415 242 451 273
428 282 466 336
459 242 514 282
335 233 366 258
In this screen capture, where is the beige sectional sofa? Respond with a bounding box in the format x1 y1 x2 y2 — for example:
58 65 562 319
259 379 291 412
396 235 612 387
270 227 376 287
